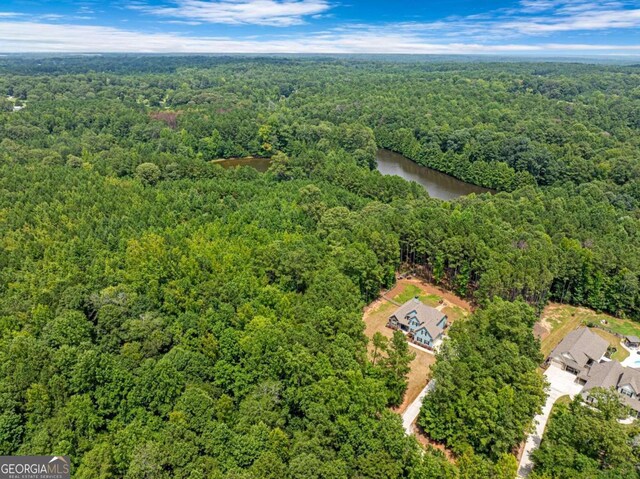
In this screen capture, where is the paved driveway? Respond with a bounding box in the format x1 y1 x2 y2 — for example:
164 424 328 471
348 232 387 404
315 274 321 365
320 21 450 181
517 365 584 478
402 380 436 434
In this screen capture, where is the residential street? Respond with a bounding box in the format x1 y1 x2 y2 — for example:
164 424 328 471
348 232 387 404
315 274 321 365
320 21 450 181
517 365 584 477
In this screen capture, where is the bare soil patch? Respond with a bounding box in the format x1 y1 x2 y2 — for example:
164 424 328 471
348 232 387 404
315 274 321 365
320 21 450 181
413 425 457 463
149 110 181 129
403 277 473 311
363 278 471 414
537 303 640 358
394 352 436 413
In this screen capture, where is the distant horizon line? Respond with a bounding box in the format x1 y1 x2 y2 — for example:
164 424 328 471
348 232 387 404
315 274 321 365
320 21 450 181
1 52 639 58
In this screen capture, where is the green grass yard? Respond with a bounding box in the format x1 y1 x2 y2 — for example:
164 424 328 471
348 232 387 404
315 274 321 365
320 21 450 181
540 303 639 359
393 284 442 307
591 329 629 362
443 305 469 323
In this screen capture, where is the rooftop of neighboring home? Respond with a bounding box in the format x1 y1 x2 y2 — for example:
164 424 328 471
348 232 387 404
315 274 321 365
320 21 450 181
582 360 640 414
389 297 446 340
549 327 609 374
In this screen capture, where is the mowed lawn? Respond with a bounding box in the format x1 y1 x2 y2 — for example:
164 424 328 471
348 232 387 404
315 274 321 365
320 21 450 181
538 303 640 360
591 329 629 362
362 279 471 413
394 284 442 307
391 283 470 323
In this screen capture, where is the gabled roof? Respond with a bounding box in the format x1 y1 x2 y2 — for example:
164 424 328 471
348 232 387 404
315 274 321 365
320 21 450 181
583 360 640 412
582 360 625 393
549 327 608 369
415 323 441 341
390 297 446 338
621 369 640 395
626 335 640 343
391 297 445 325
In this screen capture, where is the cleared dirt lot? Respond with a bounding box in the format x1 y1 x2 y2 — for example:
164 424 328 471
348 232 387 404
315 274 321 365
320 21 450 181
363 278 471 413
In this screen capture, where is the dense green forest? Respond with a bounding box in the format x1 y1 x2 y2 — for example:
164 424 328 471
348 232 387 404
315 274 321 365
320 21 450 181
531 390 640 479
419 300 546 459
0 56 639 477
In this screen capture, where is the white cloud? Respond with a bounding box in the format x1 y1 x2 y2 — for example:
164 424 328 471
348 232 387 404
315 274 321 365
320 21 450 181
353 1 640 43
38 14 66 21
163 20 204 25
1 0 640 54
519 0 561 13
1 20 639 54
131 0 332 26
519 0 627 13
504 7 640 34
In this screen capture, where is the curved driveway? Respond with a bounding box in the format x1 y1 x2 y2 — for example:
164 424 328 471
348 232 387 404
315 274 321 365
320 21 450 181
517 365 584 477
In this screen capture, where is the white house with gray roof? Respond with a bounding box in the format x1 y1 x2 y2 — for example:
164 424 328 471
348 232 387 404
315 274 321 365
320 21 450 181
388 297 447 348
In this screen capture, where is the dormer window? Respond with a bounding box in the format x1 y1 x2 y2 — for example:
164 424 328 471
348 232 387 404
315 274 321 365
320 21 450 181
620 387 634 398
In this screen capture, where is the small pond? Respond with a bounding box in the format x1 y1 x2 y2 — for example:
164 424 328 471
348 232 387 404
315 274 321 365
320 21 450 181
213 157 271 173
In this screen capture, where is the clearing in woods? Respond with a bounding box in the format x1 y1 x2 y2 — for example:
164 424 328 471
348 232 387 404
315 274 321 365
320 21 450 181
363 278 471 413
537 303 640 360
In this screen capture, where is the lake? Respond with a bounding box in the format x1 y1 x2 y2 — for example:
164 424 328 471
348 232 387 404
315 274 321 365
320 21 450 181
375 149 491 200
215 150 490 200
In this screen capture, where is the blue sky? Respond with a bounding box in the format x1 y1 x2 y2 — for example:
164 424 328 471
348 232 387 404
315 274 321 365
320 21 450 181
1 0 639 54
